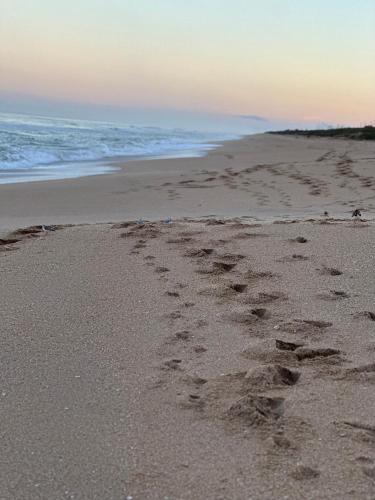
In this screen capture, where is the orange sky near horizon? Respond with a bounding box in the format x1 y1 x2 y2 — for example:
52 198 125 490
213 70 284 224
1 0 374 125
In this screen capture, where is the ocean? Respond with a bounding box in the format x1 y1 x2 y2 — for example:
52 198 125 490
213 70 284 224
0 112 237 184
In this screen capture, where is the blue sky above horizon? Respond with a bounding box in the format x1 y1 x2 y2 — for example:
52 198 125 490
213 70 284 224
1 0 374 128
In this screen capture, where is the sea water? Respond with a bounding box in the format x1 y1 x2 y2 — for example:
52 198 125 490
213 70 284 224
0 112 236 184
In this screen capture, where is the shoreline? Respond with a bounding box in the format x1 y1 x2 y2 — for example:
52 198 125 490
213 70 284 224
0 136 236 186
1 133 375 232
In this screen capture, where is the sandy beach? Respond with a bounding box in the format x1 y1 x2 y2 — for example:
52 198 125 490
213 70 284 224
2 134 375 499
1 133 375 230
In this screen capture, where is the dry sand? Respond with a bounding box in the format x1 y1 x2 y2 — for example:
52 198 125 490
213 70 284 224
1 133 375 230
1 135 375 499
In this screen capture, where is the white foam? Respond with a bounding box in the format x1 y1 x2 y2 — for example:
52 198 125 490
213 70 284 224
0 113 237 179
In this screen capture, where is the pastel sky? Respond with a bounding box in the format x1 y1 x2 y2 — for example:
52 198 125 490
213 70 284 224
1 0 374 125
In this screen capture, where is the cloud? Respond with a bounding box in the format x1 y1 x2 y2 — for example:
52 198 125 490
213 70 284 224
237 114 269 122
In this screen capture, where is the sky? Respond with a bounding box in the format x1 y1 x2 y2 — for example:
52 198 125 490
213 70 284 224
1 0 374 128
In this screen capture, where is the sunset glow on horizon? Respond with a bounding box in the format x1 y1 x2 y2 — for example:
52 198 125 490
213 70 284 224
1 0 374 125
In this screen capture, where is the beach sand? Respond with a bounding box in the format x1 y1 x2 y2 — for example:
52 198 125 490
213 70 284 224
1 133 375 230
1 135 375 499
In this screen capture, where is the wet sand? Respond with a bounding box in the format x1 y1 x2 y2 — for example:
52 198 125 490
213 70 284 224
1 135 375 499
1 133 375 231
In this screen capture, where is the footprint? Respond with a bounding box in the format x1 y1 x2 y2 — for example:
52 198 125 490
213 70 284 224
341 363 375 382
278 254 309 262
184 248 214 257
244 292 287 305
227 394 284 425
227 308 270 325
192 345 207 354
276 319 332 335
317 290 349 300
173 330 192 341
353 311 375 321
275 339 304 351
166 237 195 245
155 266 170 273
294 346 341 361
0 238 20 246
244 364 300 389
219 253 246 262
229 283 248 293
244 269 275 282
320 266 343 276
290 236 308 243
178 393 205 410
162 359 183 370
197 261 237 275
233 232 269 239
182 374 207 386
251 308 270 319
337 421 375 445
290 464 320 480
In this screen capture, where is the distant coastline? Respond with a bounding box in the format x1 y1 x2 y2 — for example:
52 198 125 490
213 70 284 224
268 125 375 141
